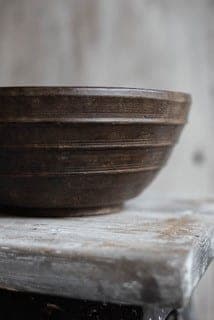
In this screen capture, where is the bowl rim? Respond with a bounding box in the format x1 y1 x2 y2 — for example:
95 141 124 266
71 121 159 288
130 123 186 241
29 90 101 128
0 86 191 103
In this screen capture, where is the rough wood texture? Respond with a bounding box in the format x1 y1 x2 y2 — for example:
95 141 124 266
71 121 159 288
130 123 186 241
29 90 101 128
0 199 213 308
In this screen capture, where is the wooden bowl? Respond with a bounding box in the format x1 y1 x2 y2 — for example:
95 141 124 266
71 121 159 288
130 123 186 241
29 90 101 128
0 87 191 215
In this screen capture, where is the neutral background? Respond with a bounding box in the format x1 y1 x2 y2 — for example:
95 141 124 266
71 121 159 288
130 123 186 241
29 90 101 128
0 0 213 318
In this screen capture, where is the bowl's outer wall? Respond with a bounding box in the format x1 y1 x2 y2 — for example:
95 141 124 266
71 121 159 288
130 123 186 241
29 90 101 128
0 88 190 209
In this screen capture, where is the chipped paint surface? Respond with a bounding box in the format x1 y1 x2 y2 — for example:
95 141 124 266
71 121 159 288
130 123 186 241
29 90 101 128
0 199 213 308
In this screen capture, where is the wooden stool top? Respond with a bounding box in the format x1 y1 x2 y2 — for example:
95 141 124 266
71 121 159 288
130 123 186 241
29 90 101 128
0 198 213 308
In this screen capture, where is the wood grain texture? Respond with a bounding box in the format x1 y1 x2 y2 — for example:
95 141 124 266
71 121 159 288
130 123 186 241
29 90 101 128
0 199 213 308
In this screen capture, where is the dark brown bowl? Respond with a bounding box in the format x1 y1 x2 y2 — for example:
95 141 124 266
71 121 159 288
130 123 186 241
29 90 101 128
0 87 191 215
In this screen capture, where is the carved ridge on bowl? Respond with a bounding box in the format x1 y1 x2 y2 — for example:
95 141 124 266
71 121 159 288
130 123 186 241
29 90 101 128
0 166 160 177
0 86 191 212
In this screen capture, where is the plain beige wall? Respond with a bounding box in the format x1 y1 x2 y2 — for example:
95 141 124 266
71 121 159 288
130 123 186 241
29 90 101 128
0 0 213 318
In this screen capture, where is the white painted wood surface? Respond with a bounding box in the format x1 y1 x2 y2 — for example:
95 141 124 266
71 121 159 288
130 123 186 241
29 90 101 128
0 199 213 308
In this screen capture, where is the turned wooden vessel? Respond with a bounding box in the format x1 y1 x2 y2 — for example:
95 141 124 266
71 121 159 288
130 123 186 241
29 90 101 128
0 87 191 216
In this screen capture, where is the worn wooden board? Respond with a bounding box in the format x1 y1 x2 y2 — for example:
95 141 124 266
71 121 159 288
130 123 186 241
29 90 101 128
0 199 213 308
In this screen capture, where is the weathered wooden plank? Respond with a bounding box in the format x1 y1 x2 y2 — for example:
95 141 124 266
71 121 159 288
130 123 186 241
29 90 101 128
0 199 213 308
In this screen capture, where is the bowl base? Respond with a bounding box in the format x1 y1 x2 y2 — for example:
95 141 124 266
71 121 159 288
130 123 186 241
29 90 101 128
0 204 123 218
